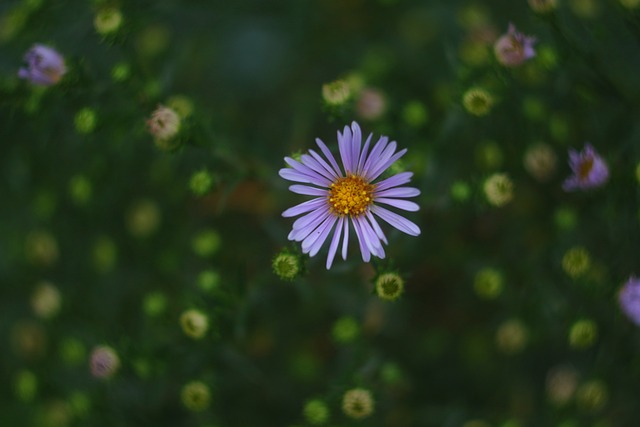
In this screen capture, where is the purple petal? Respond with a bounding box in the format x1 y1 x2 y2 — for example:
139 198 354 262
308 149 339 179
371 205 421 236
301 215 335 254
368 148 408 182
293 206 330 230
373 172 414 191
289 185 328 196
364 141 396 179
350 122 362 175
342 216 350 260
352 216 371 262
290 209 331 241
356 133 373 175
285 157 332 187
282 197 327 217
375 198 420 212
338 125 354 174
301 154 335 181
326 216 344 269
356 216 385 259
374 186 420 198
279 168 326 186
307 216 337 257
315 138 343 176
362 136 389 177
365 210 388 245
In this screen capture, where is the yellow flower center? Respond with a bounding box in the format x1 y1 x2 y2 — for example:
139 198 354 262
578 157 593 180
328 175 375 216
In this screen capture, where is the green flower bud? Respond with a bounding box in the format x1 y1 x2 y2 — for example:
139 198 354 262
342 388 375 419
15 370 37 402
94 7 123 35
198 270 221 292
189 169 214 196
303 399 330 425
375 272 404 301
569 319 598 349
111 62 130 82
554 207 577 231
332 316 359 343
462 87 494 116
483 173 514 207
450 181 471 202
31 281 61 319
181 381 211 412
474 268 504 299
576 380 608 412
562 246 590 279
402 100 429 128
192 229 221 257
25 230 59 266
180 309 209 339
495 319 528 354
143 292 167 317
126 199 161 238
322 79 351 106
59 337 86 365
272 251 302 281
68 175 92 205
74 108 97 134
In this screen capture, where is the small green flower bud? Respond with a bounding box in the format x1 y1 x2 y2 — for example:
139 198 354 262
167 95 194 119
90 345 120 379
549 114 570 142
126 199 161 238
474 268 503 299
143 292 167 317
74 108 97 134
402 100 429 128
181 381 211 412
538 45 559 70
483 173 514 207
15 370 37 402
475 141 504 170
93 236 117 273
546 365 579 406
522 96 546 121
189 169 214 196
69 391 91 418
528 0 558 13
192 229 221 257
450 180 471 202
31 281 61 319
380 362 403 384
342 388 375 419
569 319 598 349
272 251 302 281
332 316 359 343
322 79 351 106
495 319 528 354
462 87 494 116
620 0 640 9
68 175 92 205
576 380 608 412
562 246 591 279
94 7 123 35
198 270 221 292
303 399 330 425
375 272 404 301
59 337 86 365
524 143 557 182
180 309 209 339
111 62 130 82
554 207 577 231
25 230 59 266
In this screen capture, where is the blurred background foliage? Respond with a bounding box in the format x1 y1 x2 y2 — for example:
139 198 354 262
1 0 640 426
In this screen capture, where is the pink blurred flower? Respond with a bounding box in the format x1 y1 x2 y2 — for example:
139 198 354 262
494 24 536 67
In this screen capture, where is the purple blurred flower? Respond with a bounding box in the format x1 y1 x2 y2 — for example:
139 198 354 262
90 345 120 378
494 23 536 67
619 277 640 326
18 44 66 86
279 121 421 269
562 143 609 191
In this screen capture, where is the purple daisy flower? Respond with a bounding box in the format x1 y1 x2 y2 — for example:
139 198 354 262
494 23 536 67
619 277 640 326
562 143 609 191
279 121 421 269
18 44 67 86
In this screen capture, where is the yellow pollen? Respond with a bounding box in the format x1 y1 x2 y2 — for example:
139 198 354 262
327 175 375 216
